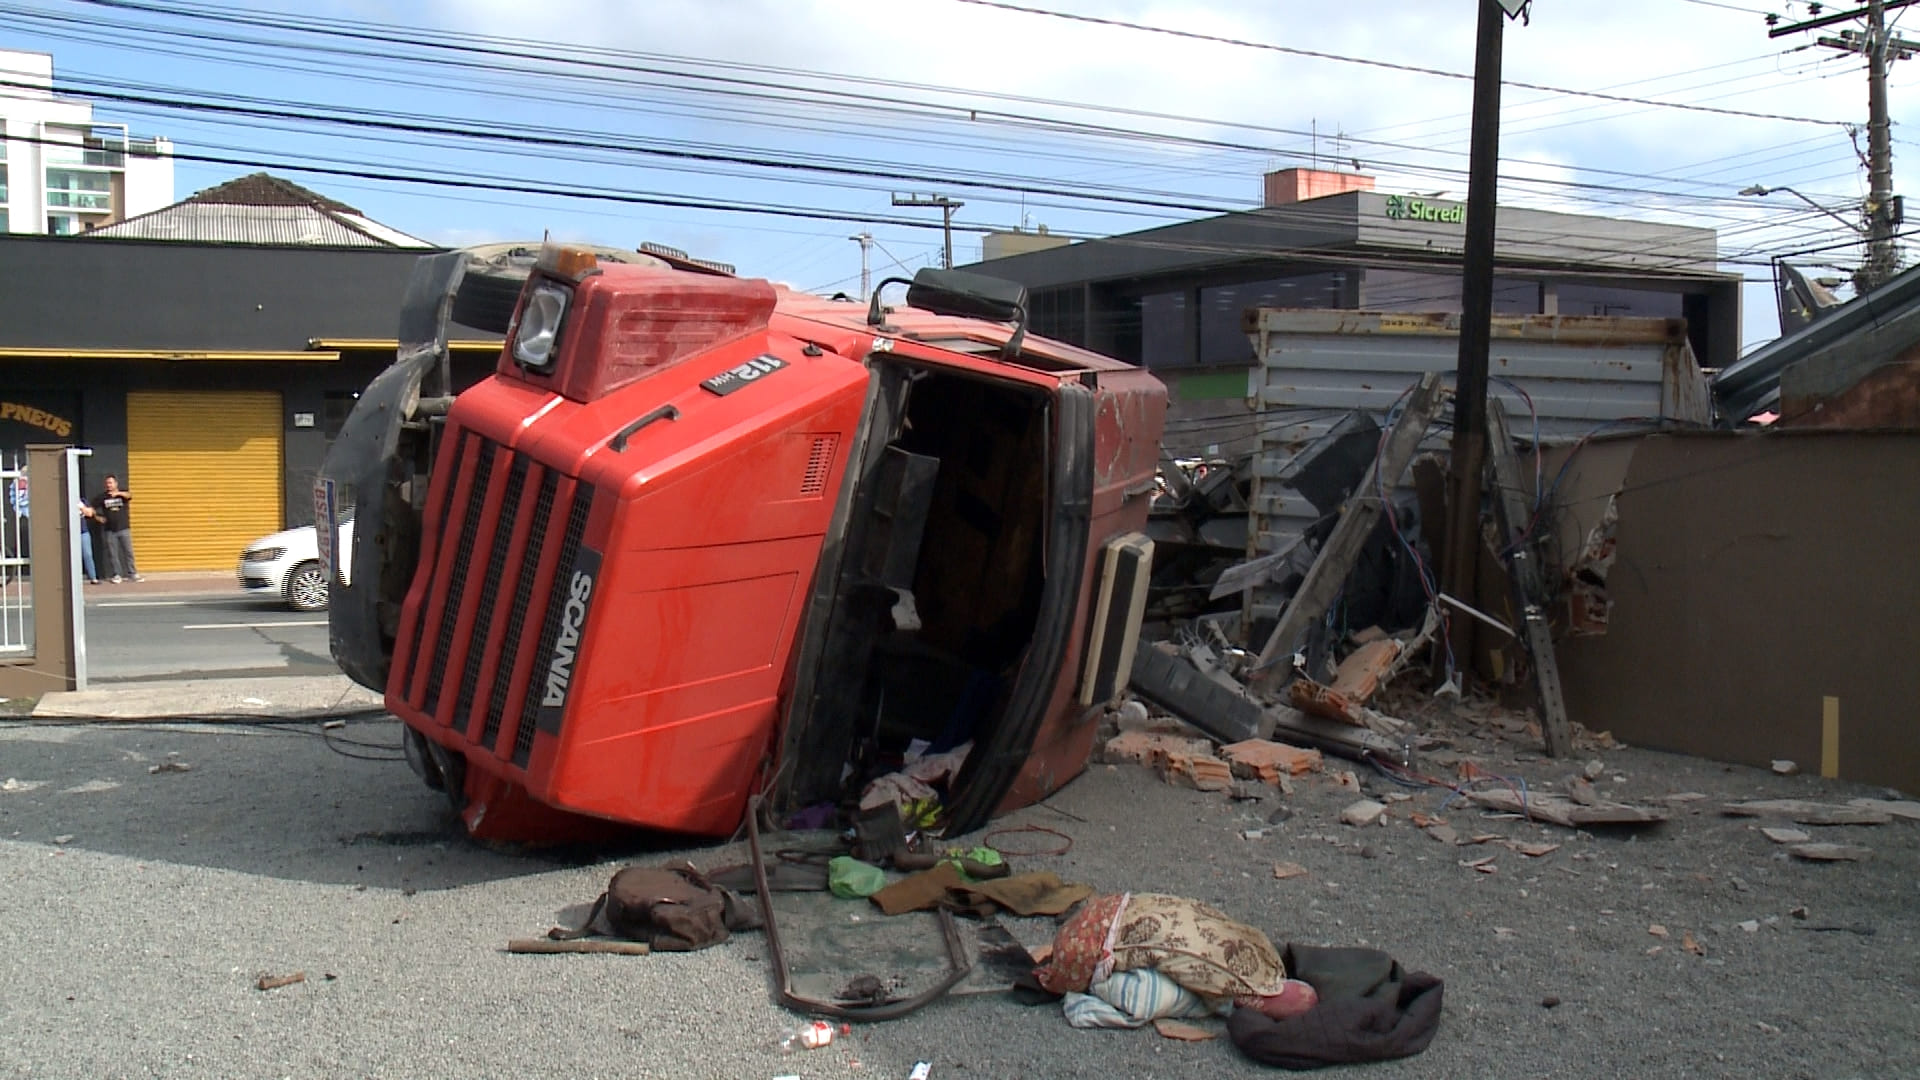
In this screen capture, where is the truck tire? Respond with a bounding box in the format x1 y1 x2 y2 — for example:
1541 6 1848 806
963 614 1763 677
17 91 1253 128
449 242 671 335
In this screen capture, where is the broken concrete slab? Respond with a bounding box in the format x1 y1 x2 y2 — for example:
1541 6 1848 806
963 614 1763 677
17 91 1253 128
1129 648 1268 745
1722 800 1894 826
1466 789 1669 829
1265 705 1408 763
1760 827 1812 844
1341 800 1387 827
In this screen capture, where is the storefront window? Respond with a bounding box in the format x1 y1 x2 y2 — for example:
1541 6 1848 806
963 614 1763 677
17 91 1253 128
1028 286 1086 347
1364 269 1540 314
1199 273 1347 366
1140 291 1188 368
1555 284 1684 318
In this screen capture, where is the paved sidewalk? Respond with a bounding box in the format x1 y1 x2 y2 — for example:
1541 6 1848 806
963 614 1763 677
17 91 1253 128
32 673 383 721
83 570 240 598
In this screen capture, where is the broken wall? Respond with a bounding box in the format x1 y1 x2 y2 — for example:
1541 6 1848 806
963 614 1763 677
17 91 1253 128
1781 355 1920 429
1554 430 1920 793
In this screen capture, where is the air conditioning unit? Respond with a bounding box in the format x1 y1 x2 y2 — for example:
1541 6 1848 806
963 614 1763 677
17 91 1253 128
1079 532 1154 706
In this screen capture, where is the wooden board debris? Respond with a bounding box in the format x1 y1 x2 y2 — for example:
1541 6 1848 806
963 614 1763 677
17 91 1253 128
1466 788 1668 828
1153 1019 1218 1042
1790 843 1870 862
1847 798 1920 822
1266 706 1408 762
1722 800 1893 826
1485 401 1575 758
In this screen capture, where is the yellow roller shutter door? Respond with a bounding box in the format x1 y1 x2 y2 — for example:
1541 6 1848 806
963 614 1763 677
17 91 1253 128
125 391 284 571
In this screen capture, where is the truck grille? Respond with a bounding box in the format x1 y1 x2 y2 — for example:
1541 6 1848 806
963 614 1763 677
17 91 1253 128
397 431 596 769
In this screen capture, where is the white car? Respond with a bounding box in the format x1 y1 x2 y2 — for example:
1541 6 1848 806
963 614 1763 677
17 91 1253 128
238 519 354 612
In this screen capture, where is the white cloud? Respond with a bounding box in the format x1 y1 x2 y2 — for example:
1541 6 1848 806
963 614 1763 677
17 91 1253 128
370 0 1917 344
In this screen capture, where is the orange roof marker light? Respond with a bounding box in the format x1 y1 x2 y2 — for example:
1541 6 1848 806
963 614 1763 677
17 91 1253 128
537 243 603 282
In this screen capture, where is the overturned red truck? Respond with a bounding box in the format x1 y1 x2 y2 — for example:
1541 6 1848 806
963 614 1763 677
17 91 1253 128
319 244 1165 843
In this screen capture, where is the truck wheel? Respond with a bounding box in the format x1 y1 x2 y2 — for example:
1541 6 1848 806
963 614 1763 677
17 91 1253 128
285 560 329 612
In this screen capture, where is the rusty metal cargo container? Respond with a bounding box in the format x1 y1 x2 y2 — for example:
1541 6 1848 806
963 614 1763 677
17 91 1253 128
1241 309 1713 559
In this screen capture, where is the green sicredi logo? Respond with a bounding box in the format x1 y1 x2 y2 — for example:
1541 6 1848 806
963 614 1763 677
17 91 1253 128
1384 195 1465 224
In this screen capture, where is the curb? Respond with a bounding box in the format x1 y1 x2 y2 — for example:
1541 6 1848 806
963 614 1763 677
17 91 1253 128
30 674 385 722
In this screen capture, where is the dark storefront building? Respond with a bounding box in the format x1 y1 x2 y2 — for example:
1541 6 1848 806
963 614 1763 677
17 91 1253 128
970 169 1743 456
0 235 499 570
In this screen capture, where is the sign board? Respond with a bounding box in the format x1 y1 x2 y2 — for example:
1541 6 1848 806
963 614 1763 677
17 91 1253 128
701 355 788 396
314 479 338 583
1383 195 1465 224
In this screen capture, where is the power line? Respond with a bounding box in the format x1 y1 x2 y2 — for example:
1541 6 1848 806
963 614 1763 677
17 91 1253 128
26 0 1856 203
4 3 1869 274
948 0 1854 126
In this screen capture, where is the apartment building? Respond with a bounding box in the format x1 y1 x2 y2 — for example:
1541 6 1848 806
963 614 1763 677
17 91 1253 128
1 49 173 235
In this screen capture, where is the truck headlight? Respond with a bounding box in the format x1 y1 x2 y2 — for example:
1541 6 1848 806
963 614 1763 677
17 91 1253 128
512 281 571 373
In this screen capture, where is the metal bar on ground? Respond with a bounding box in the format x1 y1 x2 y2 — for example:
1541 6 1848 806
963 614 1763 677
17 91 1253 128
1485 401 1575 757
1251 372 1447 684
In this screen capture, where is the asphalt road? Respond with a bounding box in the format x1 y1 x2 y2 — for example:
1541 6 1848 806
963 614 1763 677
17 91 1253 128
1 709 1914 1080
83 591 336 683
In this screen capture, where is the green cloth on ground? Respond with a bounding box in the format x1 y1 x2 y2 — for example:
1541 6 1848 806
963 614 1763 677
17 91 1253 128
828 856 888 899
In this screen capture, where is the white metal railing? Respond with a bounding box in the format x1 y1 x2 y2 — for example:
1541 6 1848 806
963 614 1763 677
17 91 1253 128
0 451 31 654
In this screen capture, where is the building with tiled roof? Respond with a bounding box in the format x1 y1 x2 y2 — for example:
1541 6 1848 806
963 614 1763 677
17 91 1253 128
89 172 430 247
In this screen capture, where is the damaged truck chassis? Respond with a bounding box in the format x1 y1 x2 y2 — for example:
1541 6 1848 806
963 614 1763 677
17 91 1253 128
320 248 1166 845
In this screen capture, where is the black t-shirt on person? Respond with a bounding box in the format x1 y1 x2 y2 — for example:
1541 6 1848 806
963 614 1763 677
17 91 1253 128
95 491 131 533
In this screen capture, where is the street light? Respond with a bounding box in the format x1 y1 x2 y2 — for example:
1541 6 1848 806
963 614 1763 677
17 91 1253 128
1738 184 1867 235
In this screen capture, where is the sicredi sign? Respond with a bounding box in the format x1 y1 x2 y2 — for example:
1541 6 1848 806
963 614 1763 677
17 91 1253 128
1383 196 1465 224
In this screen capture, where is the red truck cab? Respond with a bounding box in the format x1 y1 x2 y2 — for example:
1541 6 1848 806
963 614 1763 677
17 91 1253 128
320 247 1165 843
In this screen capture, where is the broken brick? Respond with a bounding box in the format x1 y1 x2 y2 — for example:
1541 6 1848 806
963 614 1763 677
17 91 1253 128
1288 678 1367 726
1159 752 1234 792
1103 731 1210 769
1329 639 1403 704
1221 739 1323 784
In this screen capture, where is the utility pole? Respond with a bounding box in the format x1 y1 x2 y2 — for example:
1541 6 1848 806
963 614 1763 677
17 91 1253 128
891 193 964 268
849 231 873 297
1867 0 1898 286
1441 0 1526 682
1769 0 1917 290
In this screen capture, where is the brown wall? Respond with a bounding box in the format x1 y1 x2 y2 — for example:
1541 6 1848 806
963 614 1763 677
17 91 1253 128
1555 431 1920 793
1781 356 1920 429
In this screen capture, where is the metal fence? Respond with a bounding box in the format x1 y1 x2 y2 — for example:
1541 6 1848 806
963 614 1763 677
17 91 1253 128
0 451 30 654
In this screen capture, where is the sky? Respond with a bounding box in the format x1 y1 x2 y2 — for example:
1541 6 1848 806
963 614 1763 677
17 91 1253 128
4 0 1916 353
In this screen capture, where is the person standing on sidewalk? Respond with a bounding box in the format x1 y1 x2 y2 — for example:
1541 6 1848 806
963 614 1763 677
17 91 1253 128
94 474 143 583
75 498 100 585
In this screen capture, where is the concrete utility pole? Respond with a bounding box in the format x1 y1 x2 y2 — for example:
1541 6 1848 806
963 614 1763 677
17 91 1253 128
1769 0 1917 290
1441 0 1525 681
849 232 873 297
1867 0 1898 286
891 193 964 268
